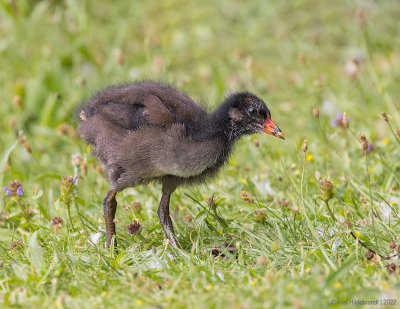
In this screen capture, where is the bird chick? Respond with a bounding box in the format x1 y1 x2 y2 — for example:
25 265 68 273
77 81 284 248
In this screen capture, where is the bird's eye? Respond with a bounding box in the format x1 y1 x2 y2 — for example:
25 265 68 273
248 108 256 116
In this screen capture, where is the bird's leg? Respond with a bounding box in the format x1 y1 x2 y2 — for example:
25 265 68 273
158 187 178 248
103 189 118 248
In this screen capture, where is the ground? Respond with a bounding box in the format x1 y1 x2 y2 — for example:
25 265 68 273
0 0 400 308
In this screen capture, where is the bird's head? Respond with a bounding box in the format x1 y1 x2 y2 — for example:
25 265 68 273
223 92 285 140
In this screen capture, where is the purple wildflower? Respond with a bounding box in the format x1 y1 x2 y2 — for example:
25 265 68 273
16 186 23 196
73 176 78 184
60 176 77 201
331 113 343 127
3 180 23 197
331 113 350 128
4 187 11 196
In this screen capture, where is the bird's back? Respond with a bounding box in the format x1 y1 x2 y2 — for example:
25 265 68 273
78 81 207 132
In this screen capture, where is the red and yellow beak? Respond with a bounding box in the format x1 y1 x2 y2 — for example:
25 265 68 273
263 118 285 140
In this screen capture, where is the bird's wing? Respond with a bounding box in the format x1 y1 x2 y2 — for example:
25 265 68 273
81 93 176 130
147 83 207 126
79 82 207 130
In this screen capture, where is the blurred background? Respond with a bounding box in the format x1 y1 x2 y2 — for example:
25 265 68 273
1 0 400 195
1 1 400 307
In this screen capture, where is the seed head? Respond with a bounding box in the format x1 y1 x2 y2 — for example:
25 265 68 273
115 50 124 65
233 49 243 59
239 191 254 203
52 217 63 226
96 164 103 175
9 117 17 129
23 142 32 153
184 213 192 222
341 114 349 128
207 196 217 209
25 209 34 218
253 139 259 147
358 132 370 152
13 96 22 106
278 199 290 208
256 256 267 265
81 162 88 175
11 240 23 251
319 178 334 202
245 57 253 69
127 220 142 235
253 209 267 223
60 176 77 201
385 262 397 275
389 241 399 250
365 250 374 260
345 58 359 78
56 123 76 137
71 153 83 167
344 218 353 228
18 134 26 144
381 112 389 122
356 9 366 25
360 140 368 151
131 200 142 213
301 140 308 153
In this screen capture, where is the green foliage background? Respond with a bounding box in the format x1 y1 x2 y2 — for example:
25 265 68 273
0 0 400 308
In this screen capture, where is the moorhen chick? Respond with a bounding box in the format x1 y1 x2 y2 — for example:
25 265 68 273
77 81 284 248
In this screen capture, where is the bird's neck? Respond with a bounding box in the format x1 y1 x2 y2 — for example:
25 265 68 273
191 107 237 144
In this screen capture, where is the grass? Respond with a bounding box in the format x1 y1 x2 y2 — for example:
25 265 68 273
1 0 400 308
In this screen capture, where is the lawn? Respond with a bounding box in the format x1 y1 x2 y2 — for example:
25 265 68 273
1 0 400 308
